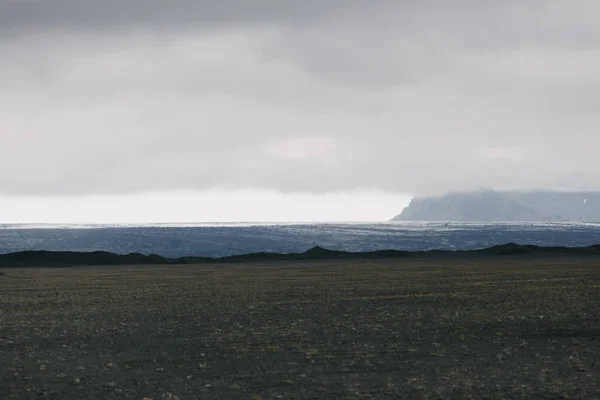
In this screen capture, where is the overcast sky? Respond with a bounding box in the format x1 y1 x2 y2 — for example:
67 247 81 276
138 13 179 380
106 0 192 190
1 1 599 222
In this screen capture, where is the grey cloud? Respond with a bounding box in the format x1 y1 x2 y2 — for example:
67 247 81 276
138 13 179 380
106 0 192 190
0 0 378 36
3 1 599 50
3 1 600 88
1 1 600 197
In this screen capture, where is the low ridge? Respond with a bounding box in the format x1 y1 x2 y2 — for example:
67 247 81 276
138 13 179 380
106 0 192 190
2 243 600 267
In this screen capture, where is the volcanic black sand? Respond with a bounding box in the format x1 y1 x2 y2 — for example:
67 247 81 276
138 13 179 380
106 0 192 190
1 258 600 399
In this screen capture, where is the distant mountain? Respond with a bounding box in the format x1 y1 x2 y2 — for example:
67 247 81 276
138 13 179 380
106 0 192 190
392 190 600 222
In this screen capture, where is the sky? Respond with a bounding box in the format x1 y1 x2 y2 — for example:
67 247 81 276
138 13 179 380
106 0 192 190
1 1 599 223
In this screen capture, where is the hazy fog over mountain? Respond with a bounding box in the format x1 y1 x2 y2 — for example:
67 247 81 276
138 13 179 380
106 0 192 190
394 191 600 222
1 1 599 222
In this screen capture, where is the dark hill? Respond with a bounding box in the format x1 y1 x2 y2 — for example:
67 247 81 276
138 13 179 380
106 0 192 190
2 244 600 267
0 250 172 267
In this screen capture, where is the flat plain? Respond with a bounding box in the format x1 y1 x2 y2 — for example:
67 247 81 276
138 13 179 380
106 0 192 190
1 257 600 399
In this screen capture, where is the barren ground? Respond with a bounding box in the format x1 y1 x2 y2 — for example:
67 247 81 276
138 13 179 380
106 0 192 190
1 258 600 399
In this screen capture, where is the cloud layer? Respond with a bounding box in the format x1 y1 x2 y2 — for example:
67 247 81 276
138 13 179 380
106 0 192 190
2 1 600 196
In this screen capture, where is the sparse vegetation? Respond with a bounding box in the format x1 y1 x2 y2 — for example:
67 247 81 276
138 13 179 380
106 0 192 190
1 258 600 399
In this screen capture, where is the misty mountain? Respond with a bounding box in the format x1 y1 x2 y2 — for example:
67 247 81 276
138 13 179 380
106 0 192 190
392 191 600 222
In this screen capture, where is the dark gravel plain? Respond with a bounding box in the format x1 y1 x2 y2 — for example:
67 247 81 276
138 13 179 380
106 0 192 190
1 258 600 399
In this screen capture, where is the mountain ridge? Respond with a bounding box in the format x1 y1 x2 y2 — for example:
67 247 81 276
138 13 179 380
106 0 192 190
2 243 600 268
393 190 600 222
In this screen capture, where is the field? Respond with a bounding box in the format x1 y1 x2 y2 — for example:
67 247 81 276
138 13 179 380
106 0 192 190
1 258 600 399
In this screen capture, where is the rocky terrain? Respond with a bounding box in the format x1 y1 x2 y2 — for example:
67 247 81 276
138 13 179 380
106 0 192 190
2 257 600 399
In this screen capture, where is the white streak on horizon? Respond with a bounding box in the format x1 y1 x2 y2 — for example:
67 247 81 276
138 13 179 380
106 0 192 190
0 189 411 224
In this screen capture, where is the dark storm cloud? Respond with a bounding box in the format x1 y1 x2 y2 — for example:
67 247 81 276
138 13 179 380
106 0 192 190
1 1 600 196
